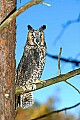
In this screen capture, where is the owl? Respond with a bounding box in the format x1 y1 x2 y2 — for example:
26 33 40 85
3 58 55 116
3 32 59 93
15 25 47 109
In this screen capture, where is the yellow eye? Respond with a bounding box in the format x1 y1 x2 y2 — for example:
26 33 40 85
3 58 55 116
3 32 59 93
31 35 34 38
40 34 42 38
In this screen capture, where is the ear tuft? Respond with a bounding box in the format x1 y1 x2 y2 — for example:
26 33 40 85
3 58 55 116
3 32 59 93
42 25 46 30
39 25 46 31
27 25 33 31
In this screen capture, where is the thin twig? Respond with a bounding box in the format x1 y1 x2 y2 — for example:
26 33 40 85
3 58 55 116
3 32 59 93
53 13 80 44
46 53 80 67
65 81 80 94
15 68 80 95
32 103 80 120
58 47 62 75
40 1 51 6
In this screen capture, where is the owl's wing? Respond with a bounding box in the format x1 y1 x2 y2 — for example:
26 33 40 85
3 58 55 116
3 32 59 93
16 46 40 86
15 47 36 109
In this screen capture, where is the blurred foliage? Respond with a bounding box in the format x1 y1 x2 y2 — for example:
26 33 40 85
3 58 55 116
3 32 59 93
15 97 79 120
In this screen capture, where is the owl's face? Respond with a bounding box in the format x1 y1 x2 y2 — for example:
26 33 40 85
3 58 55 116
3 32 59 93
27 25 46 46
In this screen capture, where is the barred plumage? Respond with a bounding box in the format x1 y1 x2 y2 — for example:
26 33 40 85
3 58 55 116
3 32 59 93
15 25 47 109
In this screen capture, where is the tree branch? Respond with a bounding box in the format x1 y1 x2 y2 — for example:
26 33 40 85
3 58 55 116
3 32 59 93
65 81 80 94
0 0 42 31
15 68 80 95
46 53 80 67
58 47 62 75
32 102 80 120
57 48 80 94
53 13 80 44
40 1 51 6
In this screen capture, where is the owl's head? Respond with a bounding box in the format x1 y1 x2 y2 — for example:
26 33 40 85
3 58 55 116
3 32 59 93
27 25 46 46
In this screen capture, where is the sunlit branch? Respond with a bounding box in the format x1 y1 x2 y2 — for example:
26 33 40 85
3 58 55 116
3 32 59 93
0 0 45 31
40 1 51 6
15 68 80 95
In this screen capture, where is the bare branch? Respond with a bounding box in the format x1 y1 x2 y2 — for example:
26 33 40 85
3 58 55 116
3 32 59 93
58 47 62 75
53 13 80 44
0 0 42 31
46 53 80 67
40 1 51 6
57 48 80 93
15 68 80 95
65 81 80 94
32 102 80 120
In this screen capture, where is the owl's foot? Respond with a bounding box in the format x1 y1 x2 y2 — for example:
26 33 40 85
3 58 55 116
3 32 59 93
35 79 46 83
33 79 46 86
26 81 37 90
22 80 46 91
19 82 36 91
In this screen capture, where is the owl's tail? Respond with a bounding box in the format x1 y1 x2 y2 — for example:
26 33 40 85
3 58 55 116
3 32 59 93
15 92 34 109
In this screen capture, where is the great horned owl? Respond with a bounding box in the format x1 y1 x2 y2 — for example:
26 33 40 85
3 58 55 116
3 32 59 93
15 25 47 109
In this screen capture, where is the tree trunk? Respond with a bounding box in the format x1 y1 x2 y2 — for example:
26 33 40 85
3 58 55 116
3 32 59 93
0 0 16 120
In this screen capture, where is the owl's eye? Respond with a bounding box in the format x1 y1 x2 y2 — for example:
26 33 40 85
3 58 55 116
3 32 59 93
31 34 34 39
40 34 42 38
31 36 34 38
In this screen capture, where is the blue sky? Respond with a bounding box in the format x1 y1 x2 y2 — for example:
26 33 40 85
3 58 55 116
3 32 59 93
16 0 80 117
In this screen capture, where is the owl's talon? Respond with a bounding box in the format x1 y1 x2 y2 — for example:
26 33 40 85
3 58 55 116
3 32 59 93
25 82 37 90
33 80 46 86
32 84 36 90
20 85 27 91
40 80 46 86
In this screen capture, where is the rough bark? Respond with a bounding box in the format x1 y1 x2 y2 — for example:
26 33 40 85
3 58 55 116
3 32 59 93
0 0 16 120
